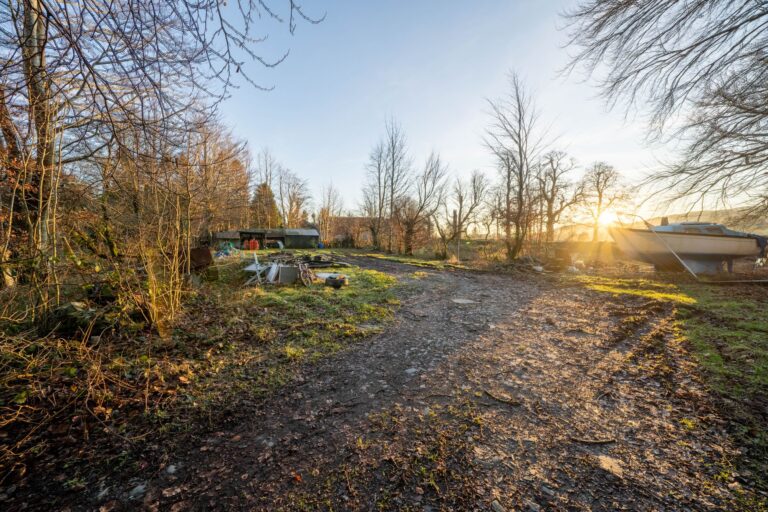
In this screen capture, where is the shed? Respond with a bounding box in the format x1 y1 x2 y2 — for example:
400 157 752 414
215 228 320 249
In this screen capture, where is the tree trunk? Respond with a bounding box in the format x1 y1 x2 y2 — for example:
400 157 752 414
403 223 415 255
546 201 555 243
23 0 56 311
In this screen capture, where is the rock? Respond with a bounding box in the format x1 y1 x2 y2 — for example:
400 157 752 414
532 265 544 272
95 485 111 500
452 298 476 304
165 465 178 475
491 499 506 512
47 301 101 336
597 455 624 478
405 367 419 376
525 500 542 512
128 483 147 500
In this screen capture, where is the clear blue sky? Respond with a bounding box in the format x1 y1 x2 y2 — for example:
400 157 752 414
219 1 669 213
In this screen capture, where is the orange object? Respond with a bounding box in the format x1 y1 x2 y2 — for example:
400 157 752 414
254 239 260 251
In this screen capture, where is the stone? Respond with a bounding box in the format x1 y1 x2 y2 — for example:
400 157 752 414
128 483 147 500
491 499 505 512
597 455 624 478
525 501 542 512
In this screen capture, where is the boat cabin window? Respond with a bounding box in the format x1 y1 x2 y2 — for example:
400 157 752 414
703 226 725 235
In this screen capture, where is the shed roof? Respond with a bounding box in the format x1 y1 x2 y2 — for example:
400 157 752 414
283 228 320 237
217 228 320 238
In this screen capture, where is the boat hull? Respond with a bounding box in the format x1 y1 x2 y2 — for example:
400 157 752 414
609 227 760 272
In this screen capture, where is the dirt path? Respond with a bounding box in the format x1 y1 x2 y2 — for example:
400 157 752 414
100 258 746 511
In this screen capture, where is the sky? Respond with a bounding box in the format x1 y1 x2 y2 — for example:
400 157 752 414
219 0 672 215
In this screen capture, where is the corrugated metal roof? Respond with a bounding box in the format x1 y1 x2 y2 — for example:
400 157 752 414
283 228 320 237
217 228 320 237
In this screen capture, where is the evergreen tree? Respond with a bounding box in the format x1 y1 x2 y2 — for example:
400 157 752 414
251 182 281 228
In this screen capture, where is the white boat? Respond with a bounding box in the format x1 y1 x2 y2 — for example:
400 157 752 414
609 222 766 273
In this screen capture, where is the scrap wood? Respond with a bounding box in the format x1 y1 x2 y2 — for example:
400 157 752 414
483 389 521 406
570 435 616 445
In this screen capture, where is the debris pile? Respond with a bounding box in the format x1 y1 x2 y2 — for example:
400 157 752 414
243 252 351 288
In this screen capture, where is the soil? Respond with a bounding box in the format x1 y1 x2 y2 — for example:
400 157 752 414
20 257 761 510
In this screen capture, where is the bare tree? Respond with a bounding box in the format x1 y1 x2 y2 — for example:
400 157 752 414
0 0 321 315
361 142 388 249
254 148 280 190
581 162 624 242
479 187 504 241
394 152 447 255
538 151 582 243
433 171 487 257
383 119 411 252
486 73 544 260
276 167 310 228
317 183 344 245
564 1 768 210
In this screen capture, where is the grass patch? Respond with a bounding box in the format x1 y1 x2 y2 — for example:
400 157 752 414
574 274 767 405
177 264 399 411
574 275 697 304
675 285 768 401
573 273 768 493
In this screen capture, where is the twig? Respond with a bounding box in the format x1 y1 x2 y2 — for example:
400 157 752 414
569 436 616 445
344 466 357 498
483 389 521 406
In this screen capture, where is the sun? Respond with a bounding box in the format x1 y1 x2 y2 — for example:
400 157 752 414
598 210 619 226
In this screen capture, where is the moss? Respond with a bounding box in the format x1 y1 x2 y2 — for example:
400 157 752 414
574 275 696 304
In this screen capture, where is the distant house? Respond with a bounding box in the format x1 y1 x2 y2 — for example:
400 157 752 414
214 228 320 249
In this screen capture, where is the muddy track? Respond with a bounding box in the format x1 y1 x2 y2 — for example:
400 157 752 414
93 258 747 511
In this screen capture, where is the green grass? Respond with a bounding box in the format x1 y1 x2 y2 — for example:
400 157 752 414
676 285 768 400
574 275 697 304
